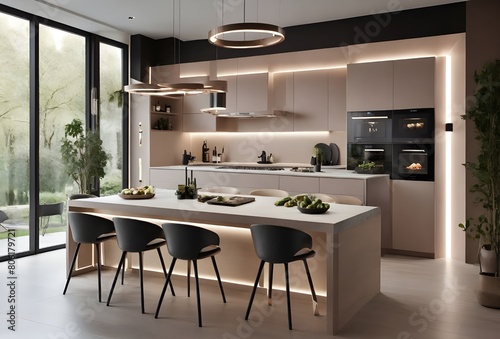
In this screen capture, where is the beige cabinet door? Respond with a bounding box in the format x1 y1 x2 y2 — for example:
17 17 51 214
392 180 435 255
272 72 294 113
319 178 365 203
221 73 269 114
328 68 347 131
182 76 210 114
393 57 435 109
219 75 237 113
182 113 217 132
293 69 329 131
236 73 269 113
347 61 393 111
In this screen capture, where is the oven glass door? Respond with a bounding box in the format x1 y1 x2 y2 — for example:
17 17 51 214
347 143 392 172
347 111 392 143
392 144 434 181
392 108 434 142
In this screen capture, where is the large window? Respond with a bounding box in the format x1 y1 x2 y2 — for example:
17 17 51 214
38 24 86 249
0 7 128 260
0 13 30 255
99 42 125 196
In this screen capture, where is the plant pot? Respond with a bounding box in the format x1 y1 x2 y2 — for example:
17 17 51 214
479 246 498 275
476 273 500 308
314 164 321 172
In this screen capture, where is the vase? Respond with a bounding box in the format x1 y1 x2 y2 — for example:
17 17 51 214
479 246 498 275
476 274 500 308
315 164 321 172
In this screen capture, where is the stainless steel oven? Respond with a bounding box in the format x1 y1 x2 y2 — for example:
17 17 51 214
347 143 392 173
392 108 434 142
392 143 434 181
347 110 392 143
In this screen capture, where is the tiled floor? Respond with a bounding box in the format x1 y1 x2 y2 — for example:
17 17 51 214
0 250 499 338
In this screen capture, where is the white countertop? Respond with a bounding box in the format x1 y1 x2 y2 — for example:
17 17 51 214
151 163 389 180
68 188 380 234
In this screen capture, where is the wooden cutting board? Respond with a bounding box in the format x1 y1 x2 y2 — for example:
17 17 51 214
206 196 255 206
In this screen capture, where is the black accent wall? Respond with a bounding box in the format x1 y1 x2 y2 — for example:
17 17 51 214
131 2 466 81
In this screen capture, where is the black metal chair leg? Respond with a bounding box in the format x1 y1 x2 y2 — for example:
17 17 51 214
157 248 175 296
96 243 102 302
268 263 274 306
211 256 226 303
245 260 265 320
284 263 292 330
303 259 320 316
139 252 145 314
193 260 202 327
155 258 177 319
121 253 125 285
187 260 191 297
107 251 126 306
63 242 81 295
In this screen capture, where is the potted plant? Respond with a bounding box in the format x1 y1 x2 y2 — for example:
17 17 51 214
60 119 110 195
313 147 323 172
458 59 500 308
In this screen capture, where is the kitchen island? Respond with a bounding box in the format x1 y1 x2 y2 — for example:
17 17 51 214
150 164 392 251
67 188 380 335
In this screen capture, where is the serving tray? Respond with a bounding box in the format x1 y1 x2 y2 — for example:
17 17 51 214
206 196 255 206
118 193 155 200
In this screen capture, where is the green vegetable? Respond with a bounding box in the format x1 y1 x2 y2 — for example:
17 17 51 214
357 162 376 170
274 196 292 206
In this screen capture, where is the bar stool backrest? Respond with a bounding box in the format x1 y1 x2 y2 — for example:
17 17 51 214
112 217 165 253
162 223 220 260
250 224 312 263
68 212 115 244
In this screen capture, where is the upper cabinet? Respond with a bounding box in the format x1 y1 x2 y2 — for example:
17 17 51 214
347 57 435 111
347 61 394 111
293 70 329 131
328 68 347 131
272 68 346 132
393 57 435 109
220 73 269 113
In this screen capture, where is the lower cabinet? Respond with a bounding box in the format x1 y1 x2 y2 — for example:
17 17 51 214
279 176 320 196
392 180 435 256
319 178 365 203
150 169 280 194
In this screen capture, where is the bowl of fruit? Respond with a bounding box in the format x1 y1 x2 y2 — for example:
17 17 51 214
274 194 330 214
118 185 155 199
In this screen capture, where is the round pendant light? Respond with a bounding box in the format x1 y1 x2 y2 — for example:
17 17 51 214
208 0 285 49
208 22 285 49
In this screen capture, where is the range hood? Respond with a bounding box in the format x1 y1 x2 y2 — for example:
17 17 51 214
200 93 286 118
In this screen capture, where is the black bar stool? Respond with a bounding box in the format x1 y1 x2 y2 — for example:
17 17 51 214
106 217 175 314
63 212 116 302
155 223 226 327
245 224 319 330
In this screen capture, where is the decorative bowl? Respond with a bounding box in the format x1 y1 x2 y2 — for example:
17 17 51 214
297 206 329 214
118 193 155 200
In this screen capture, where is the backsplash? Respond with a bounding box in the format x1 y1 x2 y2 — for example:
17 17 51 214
188 131 347 165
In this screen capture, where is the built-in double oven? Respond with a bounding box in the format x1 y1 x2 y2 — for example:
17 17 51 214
347 108 435 181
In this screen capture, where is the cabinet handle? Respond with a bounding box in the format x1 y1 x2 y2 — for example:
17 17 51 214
139 158 142 183
139 122 142 146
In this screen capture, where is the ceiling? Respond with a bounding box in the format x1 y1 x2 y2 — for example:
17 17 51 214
0 0 466 43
